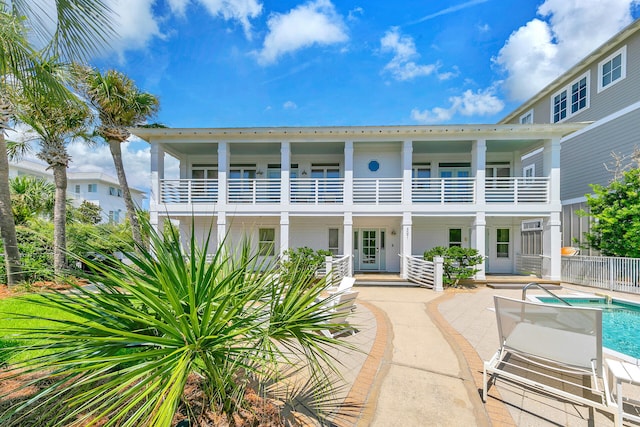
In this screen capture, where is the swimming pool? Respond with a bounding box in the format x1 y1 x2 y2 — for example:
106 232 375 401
534 296 640 360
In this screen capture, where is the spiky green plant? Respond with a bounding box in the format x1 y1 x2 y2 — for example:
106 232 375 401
0 217 356 426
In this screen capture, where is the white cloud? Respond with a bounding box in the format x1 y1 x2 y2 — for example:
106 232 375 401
495 0 636 101
256 0 348 65
347 7 364 21
411 88 504 124
380 27 448 81
103 0 163 60
167 0 190 16
198 0 263 39
283 101 298 109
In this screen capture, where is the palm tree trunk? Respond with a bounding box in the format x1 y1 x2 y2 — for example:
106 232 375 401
108 139 143 248
0 133 23 286
52 164 67 276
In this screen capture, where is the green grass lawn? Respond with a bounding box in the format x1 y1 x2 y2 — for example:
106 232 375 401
0 294 79 364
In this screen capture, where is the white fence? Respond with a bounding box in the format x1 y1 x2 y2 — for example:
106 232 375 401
323 254 351 286
412 178 475 203
353 178 403 204
562 255 640 294
228 179 281 203
160 179 219 203
405 255 443 290
290 178 344 204
516 254 544 277
485 177 549 203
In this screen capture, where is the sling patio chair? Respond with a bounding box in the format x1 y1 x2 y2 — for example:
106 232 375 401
483 295 620 426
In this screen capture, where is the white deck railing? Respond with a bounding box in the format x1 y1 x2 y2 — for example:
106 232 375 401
353 178 403 204
160 179 219 203
290 178 344 204
412 178 475 203
228 178 281 203
159 176 550 206
323 254 351 286
405 255 443 290
562 255 640 294
516 254 544 277
486 177 549 203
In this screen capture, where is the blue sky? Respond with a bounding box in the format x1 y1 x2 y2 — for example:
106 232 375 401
14 0 640 191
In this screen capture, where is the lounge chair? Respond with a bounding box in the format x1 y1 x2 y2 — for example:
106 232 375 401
483 296 619 426
320 290 359 338
326 276 356 294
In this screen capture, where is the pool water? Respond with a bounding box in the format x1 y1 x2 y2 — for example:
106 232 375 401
537 297 640 359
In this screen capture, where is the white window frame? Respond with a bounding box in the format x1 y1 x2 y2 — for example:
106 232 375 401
328 228 339 255
550 71 590 123
87 183 97 193
448 228 462 248
258 228 275 256
109 186 117 196
598 45 626 93
523 164 535 181
519 109 533 124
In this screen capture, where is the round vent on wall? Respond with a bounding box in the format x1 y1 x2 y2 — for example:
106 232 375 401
368 160 380 172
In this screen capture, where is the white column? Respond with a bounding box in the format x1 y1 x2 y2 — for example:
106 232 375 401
149 143 164 233
472 138 486 204
472 212 486 280
281 141 290 206
280 212 289 256
544 137 561 205
344 141 354 206
343 212 353 275
217 142 228 208
402 139 413 206
217 212 227 248
544 212 562 280
401 212 412 279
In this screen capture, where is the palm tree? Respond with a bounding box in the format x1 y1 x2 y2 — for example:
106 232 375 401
11 64 92 275
9 175 55 224
73 66 159 248
0 1 115 286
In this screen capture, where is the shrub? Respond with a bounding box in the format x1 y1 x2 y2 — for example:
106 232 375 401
0 222 55 284
280 246 333 277
424 246 484 287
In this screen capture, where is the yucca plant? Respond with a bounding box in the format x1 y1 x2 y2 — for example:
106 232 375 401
0 217 356 426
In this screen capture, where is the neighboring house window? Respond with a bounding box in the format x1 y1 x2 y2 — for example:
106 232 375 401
551 72 590 122
328 228 339 255
258 228 275 256
87 184 97 193
523 164 535 183
449 228 462 247
109 186 117 196
496 228 510 258
598 46 626 92
117 189 123 197
108 211 114 223
74 184 80 194
519 110 533 124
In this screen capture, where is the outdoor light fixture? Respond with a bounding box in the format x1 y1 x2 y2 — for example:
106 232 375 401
301 170 308 176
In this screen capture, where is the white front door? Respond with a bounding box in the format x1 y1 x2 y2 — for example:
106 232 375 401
354 228 388 271
487 227 513 273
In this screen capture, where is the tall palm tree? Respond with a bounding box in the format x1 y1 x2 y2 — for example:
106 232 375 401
0 1 114 286
11 64 92 275
73 66 159 248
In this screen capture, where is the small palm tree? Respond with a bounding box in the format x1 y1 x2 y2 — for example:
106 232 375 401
73 65 159 248
0 0 115 286
9 175 55 224
0 217 357 426
10 60 92 275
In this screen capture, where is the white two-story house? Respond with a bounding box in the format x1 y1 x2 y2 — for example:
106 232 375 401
134 124 584 280
501 18 640 254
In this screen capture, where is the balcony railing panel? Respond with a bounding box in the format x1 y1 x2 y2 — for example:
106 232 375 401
160 179 218 203
228 178 281 204
290 178 344 204
486 177 549 203
412 178 475 203
353 178 403 204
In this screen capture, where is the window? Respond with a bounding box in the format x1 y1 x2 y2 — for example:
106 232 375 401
598 46 626 92
551 72 590 122
311 163 340 179
449 228 462 247
191 164 218 180
523 164 535 179
519 109 533 124
117 189 123 197
496 228 510 258
412 163 431 179
108 210 119 223
109 186 117 196
258 228 275 256
74 184 80 194
328 228 339 255
87 184 97 193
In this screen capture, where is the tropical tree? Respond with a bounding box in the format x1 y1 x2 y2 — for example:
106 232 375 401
0 0 115 286
0 217 355 426
73 66 159 248
9 175 55 224
10 61 92 275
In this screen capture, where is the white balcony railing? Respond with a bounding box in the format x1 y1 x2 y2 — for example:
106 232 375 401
353 178 403 204
290 178 343 203
160 179 218 203
159 176 550 206
485 177 549 203
228 178 281 203
412 178 475 203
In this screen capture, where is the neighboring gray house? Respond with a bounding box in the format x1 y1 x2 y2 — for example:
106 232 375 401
500 18 640 255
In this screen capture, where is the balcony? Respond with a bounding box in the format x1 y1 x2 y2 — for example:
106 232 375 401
158 176 550 207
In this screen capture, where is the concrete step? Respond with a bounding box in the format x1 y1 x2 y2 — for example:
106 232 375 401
485 283 563 290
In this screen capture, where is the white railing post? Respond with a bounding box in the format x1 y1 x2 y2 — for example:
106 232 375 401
433 256 444 292
325 256 333 286
609 257 615 291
